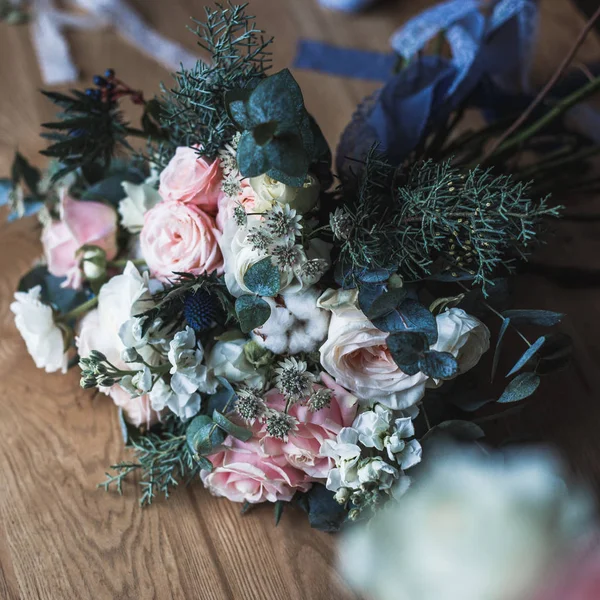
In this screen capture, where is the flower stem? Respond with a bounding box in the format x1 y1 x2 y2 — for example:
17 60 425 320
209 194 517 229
108 258 147 268
60 295 99 322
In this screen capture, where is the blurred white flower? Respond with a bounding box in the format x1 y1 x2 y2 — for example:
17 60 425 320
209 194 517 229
340 446 595 600
11 285 68 373
118 180 162 233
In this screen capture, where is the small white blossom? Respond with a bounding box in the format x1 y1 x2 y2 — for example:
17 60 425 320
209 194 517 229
352 405 393 451
119 366 152 397
149 378 201 421
357 458 399 490
11 285 68 373
385 417 422 469
273 357 315 400
321 428 363 492
270 242 306 271
265 203 302 239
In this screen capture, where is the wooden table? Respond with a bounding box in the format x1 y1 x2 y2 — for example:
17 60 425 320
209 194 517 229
0 1 599 598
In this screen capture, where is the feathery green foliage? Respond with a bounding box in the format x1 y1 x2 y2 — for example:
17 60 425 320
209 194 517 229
337 153 562 291
159 2 272 160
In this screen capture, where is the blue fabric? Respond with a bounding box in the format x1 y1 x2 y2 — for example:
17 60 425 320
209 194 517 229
293 40 396 81
0 179 43 222
318 0 381 12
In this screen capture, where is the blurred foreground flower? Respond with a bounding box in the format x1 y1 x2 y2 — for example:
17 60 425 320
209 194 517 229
339 446 595 600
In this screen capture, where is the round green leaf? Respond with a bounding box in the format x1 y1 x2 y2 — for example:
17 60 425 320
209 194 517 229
186 415 225 456
243 257 281 297
235 294 271 333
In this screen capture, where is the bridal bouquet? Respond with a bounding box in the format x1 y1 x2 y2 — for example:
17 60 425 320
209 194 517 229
6 1 597 530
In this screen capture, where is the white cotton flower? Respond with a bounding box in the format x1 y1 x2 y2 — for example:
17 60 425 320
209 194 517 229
352 404 393 451
206 337 266 389
149 378 202 421
339 446 595 600
118 180 162 233
321 427 363 492
251 288 330 355
357 458 399 490
11 285 68 373
168 327 217 396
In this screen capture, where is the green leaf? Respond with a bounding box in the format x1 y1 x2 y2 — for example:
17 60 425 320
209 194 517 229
243 257 280 296
274 500 285 526
507 336 545 377
235 295 271 333
247 69 304 125
212 410 252 442
358 284 407 320
491 317 511 381
186 415 226 456
502 309 564 327
11 151 41 194
418 351 458 379
535 333 572 375
498 372 540 403
373 299 438 344
236 131 269 177
227 98 252 129
195 456 213 472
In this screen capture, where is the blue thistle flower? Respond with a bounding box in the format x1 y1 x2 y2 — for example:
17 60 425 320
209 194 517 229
183 289 216 332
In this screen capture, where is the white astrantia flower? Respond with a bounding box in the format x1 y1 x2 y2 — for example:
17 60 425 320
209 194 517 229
321 427 363 492
168 326 217 396
339 446 595 600
149 378 202 421
273 357 316 400
251 288 330 355
352 404 393 451
206 337 266 389
11 285 68 373
118 180 162 233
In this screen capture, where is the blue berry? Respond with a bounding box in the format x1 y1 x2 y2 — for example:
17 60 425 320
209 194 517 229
105 68 115 78
183 289 216 332
93 75 107 87
85 88 94 96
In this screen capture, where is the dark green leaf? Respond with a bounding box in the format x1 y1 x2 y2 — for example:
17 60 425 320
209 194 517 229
296 484 347 532
227 99 252 129
491 317 511 381
212 410 252 442
387 331 427 375
243 257 280 297
237 131 269 177
247 69 304 125
235 295 271 333
535 333 572 374
358 284 407 320
418 351 458 379
502 309 564 327
186 415 226 456
507 336 545 377
11 151 41 194
274 500 285 526
195 456 213 472
498 372 540 403
373 299 438 344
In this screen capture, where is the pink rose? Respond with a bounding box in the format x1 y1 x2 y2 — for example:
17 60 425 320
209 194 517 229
140 200 223 282
42 191 118 289
202 436 311 504
260 373 358 479
159 146 222 214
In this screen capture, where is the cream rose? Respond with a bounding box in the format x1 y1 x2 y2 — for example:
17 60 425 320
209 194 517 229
249 173 320 214
140 200 223 282
319 296 429 410
432 307 490 377
159 146 222 214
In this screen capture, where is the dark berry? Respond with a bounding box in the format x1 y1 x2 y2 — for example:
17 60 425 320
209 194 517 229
85 88 95 96
183 289 216 332
93 75 107 87
105 83 115 92
104 68 115 78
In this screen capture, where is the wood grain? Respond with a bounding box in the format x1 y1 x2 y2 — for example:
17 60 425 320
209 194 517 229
0 1 599 599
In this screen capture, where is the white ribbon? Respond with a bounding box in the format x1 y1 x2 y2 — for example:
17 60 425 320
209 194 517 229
16 0 201 85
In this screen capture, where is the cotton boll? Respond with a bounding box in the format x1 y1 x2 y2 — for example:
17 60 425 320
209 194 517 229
251 288 330 355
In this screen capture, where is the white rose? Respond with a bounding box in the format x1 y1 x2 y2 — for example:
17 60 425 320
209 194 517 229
431 307 490 380
251 288 330 355
206 337 266 389
118 180 162 234
340 447 594 600
219 218 330 297
11 285 68 373
318 290 429 410
250 173 320 214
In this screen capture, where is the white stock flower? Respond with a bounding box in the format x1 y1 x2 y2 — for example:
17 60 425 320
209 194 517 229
339 447 595 600
206 337 266 389
168 327 217 396
352 405 393 451
385 417 422 470
357 458 399 490
119 366 152 398
118 180 162 233
321 427 363 492
149 378 202 421
431 307 490 382
11 285 68 373
251 288 330 355
250 173 320 214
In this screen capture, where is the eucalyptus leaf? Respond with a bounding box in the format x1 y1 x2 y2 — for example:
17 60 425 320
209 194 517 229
387 331 427 375
359 284 407 320
274 500 285 526
236 131 269 177
498 372 540 403
212 410 252 442
507 336 545 377
297 484 347 533
243 257 280 297
535 333 573 374
235 294 271 333
491 317 511 381
418 351 458 379
373 299 437 344
186 415 226 456
502 309 564 327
